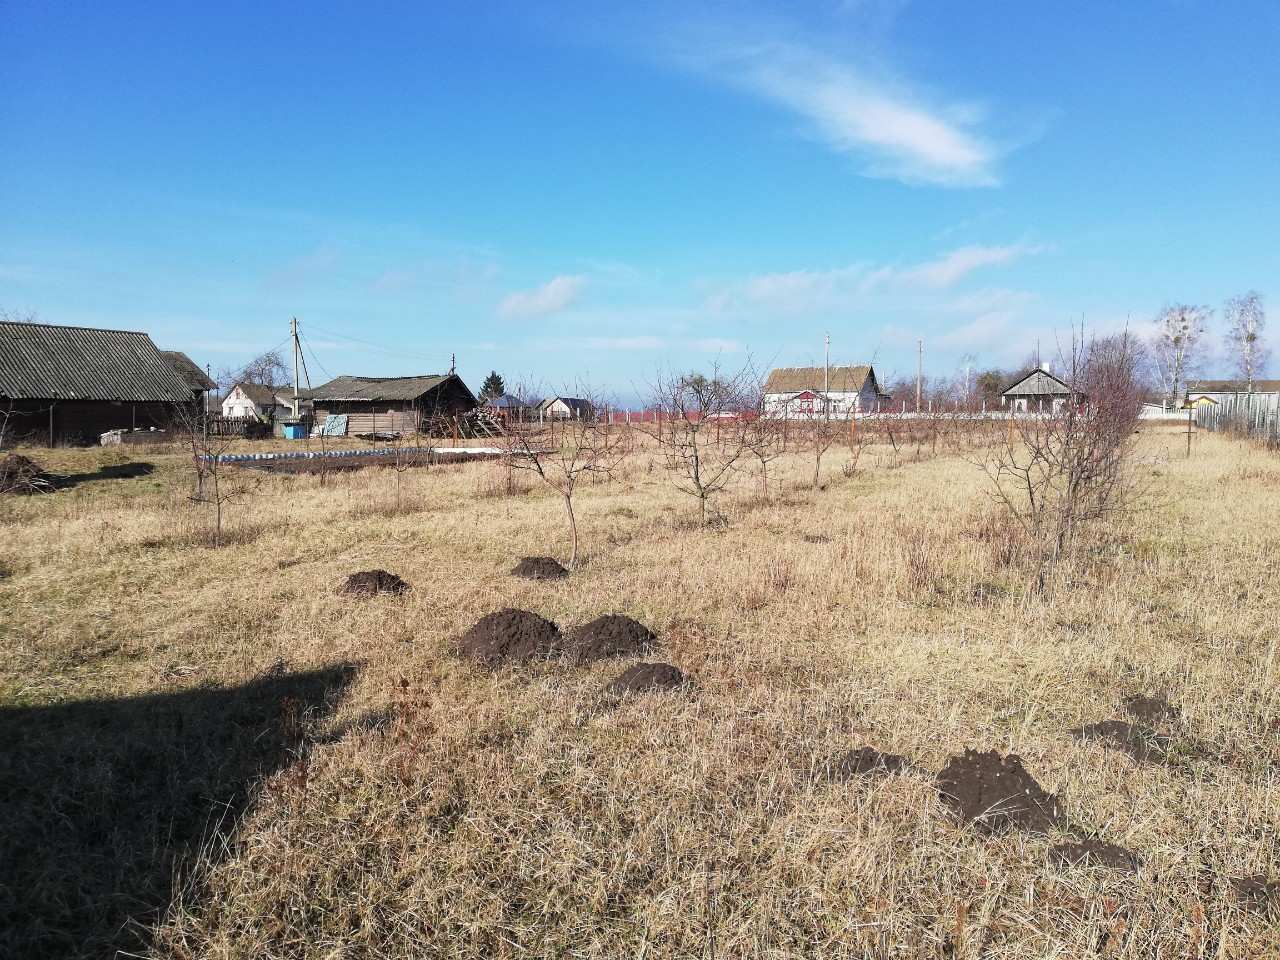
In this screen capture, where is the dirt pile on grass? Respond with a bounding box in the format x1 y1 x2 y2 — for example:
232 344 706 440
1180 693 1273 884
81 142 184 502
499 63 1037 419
1070 719 1169 763
1048 839 1141 872
564 614 658 664
1232 875 1279 915
511 556 569 580
605 662 689 696
340 570 411 596
822 747 914 781
458 608 564 665
936 749 1062 835
1122 694 1180 724
0 454 55 494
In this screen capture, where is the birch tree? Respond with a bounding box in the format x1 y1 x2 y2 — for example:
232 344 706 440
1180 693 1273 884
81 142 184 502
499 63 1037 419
1150 304 1209 403
1224 291 1268 392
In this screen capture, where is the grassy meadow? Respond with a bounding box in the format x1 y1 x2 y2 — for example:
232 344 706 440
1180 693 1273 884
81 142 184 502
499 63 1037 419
1 425 1278 958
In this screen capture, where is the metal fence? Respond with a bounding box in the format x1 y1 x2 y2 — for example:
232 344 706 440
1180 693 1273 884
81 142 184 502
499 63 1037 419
1196 392 1280 446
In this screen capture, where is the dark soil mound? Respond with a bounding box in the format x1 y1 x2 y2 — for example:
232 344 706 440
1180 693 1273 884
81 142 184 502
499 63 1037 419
1232 875 1279 915
564 614 658 664
822 746 913 781
605 662 689 696
512 556 569 580
1121 694 1180 724
458 608 564 665
340 570 410 596
0 454 54 494
1049 839 1141 872
936 749 1063 835
1070 720 1168 763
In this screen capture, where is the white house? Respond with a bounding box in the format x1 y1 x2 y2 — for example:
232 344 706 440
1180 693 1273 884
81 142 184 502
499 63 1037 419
221 382 310 420
762 365 888 419
536 396 595 421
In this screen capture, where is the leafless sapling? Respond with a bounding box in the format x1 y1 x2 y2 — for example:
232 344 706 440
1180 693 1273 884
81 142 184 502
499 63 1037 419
972 328 1144 586
639 363 752 524
503 385 625 569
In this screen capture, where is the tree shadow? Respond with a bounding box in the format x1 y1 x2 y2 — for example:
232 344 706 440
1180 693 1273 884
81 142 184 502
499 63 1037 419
55 461 157 488
0 663 358 958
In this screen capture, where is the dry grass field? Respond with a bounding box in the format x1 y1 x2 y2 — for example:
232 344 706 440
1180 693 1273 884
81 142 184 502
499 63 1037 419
2 425 1278 958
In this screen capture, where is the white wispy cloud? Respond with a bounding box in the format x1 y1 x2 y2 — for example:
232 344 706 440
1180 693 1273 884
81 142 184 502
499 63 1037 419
497 275 586 318
687 40 1000 187
723 242 1044 314
895 243 1046 288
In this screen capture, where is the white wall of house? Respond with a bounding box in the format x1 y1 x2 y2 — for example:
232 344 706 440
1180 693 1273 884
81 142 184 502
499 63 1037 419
763 382 882 418
221 386 264 419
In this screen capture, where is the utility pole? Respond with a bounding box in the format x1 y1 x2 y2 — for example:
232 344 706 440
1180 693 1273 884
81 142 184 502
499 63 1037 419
824 332 830 420
916 338 923 414
205 363 212 439
450 352 456 375
291 317 301 419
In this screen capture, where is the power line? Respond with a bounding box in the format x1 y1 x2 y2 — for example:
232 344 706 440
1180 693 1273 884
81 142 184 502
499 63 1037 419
303 322 454 368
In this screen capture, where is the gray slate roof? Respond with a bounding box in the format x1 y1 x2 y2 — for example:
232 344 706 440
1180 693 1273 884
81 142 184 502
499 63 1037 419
162 350 216 391
0 320 196 403
1002 369 1072 397
308 374 456 402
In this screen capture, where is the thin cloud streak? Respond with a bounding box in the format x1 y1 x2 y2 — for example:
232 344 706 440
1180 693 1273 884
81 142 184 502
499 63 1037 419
497 274 586 318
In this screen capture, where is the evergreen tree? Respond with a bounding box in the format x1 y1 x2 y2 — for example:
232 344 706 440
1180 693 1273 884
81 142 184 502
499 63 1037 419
481 371 505 398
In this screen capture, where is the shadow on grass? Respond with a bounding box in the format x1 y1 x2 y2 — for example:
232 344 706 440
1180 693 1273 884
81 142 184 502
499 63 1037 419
56 461 158 489
0 663 358 958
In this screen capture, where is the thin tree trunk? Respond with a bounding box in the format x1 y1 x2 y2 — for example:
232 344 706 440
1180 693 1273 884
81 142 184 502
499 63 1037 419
564 493 578 569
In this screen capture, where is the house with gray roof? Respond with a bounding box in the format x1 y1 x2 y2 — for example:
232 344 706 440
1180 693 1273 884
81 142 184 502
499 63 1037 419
308 374 476 435
1001 366 1080 414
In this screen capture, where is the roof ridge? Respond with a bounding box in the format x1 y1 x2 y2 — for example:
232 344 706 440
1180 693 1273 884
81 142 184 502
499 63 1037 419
1 319 150 336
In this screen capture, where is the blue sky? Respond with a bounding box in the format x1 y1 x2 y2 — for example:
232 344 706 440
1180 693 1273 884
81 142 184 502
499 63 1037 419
2 1 1277 400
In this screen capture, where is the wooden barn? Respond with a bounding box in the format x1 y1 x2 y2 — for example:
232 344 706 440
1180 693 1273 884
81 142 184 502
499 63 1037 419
308 374 476 436
0 319 204 445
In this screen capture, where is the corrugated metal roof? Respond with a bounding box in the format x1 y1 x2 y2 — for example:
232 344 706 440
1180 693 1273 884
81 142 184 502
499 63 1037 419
1002 369 1072 396
308 374 457 402
764 365 876 395
161 350 216 391
0 320 197 403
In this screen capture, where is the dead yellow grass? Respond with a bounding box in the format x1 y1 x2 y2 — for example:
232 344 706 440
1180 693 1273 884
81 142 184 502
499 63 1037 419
1 426 1278 957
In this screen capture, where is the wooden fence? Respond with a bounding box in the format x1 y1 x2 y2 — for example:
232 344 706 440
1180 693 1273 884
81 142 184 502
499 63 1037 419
1196 393 1280 447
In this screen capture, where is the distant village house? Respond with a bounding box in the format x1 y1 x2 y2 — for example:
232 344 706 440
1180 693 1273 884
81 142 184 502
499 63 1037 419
763 365 888 419
308 374 476 435
221 382 311 421
1001 366 1080 414
536 396 595 421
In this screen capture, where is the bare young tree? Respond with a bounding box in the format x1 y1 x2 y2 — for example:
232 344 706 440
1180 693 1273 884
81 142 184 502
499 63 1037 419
973 328 1144 587
1224 291 1269 393
173 403 250 546
639 363 752 524
738 374 782 499
1149 304 1210 404
503 385 626 569
808 414 844 489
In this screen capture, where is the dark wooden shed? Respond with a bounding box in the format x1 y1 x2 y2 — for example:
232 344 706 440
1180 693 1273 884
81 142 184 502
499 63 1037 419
0 320 202 445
